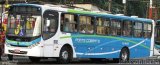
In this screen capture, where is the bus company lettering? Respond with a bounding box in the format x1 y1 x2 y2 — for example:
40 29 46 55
75 38 100 44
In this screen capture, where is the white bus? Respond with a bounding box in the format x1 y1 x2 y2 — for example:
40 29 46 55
5 3 155 63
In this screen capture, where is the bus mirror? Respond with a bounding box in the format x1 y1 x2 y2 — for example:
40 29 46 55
46 20 50 27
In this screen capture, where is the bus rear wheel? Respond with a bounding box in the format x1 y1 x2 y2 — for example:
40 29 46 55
119 47 129 62
57 46 72 64
29 57 41 62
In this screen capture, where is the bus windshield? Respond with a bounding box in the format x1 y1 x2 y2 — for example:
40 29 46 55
7 15 41 37
6 6 41 37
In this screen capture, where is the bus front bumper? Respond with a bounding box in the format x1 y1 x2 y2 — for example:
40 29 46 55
4 44 43 57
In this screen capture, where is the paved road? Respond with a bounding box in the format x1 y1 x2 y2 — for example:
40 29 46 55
0 56 160 65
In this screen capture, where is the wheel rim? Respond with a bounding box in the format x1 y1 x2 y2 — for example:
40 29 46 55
62 51 68 60
121 51 127 61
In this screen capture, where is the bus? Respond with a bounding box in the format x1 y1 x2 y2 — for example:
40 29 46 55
5 3 155 63
154 20 160 57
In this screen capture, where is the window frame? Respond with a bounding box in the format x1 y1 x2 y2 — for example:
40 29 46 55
95 17 110 35
143 22 152 38
122 20 133 37
110 19 122 36
133 21 143 38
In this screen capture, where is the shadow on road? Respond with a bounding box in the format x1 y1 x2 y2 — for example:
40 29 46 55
5 59 118 64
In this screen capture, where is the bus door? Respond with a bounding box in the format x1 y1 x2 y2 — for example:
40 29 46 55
42 10 58 56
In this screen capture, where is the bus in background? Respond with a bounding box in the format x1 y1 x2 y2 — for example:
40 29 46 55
5 3 155 63
154 20 160 57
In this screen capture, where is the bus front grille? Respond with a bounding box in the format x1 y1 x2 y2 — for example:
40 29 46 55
9 50 27 54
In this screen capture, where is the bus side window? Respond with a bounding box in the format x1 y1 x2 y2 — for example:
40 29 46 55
61 13 77 32
111 19 121 36
79 16 94 34
122 21 132 36
144 23 152 38
134 22 142 37
104 19 110 35
64 18 69 32
96 18 110 35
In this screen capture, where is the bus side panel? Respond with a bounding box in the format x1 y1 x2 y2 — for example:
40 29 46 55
130 39 151 58
70 34 151 59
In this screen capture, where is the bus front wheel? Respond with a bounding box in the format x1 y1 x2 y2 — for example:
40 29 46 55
57 46 72 64
119 47 129 62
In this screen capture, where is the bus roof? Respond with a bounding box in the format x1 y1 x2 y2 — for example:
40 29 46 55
11 3 153 23
68 9 153 23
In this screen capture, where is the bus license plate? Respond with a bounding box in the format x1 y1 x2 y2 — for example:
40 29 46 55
14 49 20 53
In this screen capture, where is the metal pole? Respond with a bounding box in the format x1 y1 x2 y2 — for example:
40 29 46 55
146 3 148 18
149 0 152 19
108 0 112 12
124 3 126 15
123 0 126 15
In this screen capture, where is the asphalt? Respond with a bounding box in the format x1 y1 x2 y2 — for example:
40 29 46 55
0 56 160 65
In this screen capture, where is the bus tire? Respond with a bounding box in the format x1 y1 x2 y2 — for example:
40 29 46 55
57 46 72 64
29 57 41 62
119 47 130 62
8 54 13 60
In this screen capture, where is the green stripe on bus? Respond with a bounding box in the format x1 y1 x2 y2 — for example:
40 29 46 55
68 9 98 15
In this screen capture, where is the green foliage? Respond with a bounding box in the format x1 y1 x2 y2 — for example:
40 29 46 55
127 1 147 17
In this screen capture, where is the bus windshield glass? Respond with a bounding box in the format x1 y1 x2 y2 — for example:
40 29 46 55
7 6 41 37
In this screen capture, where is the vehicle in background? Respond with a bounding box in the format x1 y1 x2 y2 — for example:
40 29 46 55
154 20 160 57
